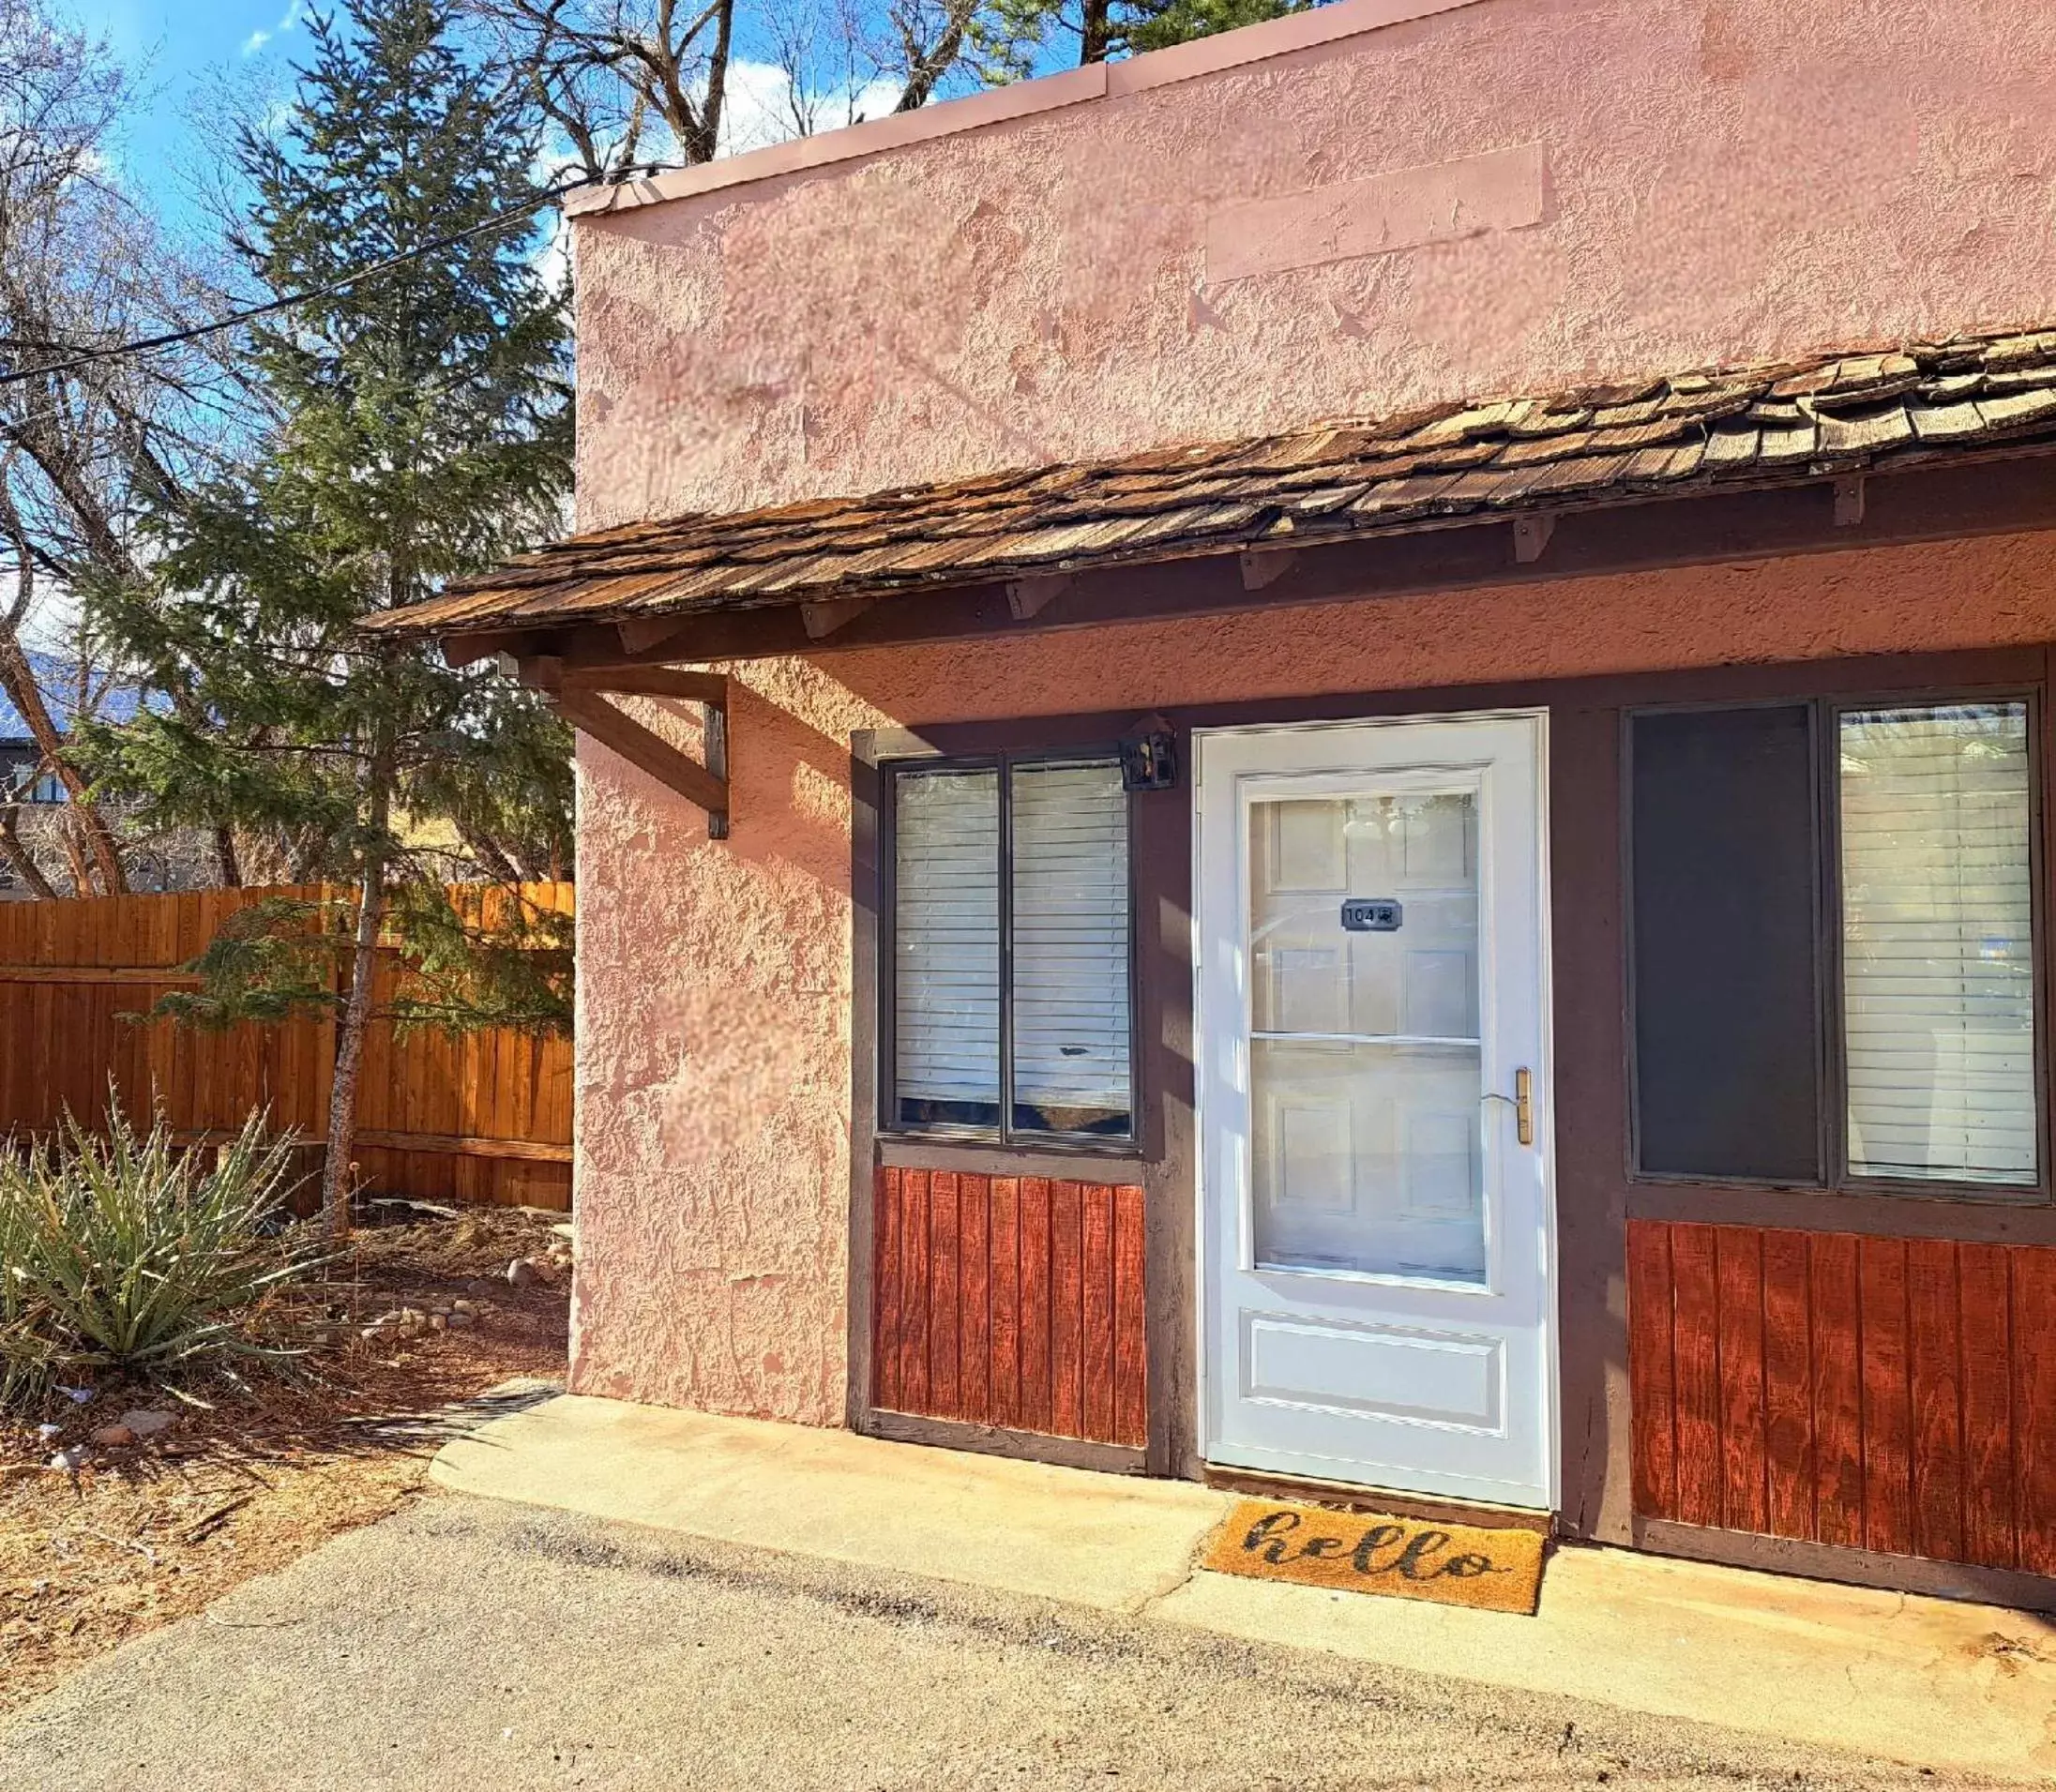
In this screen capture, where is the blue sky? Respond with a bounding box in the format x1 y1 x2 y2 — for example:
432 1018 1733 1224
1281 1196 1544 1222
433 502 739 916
68 0 306 226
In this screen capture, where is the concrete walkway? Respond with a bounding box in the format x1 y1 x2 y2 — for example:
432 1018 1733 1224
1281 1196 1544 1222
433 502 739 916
435 1393 2056 1783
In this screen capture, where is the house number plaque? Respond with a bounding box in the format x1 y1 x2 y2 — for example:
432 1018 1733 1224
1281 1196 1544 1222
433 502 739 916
1339 897 1403 933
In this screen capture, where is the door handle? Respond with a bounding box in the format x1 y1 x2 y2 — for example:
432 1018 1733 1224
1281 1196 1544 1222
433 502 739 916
1484 1068 1535 1146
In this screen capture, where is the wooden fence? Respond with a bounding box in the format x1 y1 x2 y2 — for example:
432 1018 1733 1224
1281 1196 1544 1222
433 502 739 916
0 884 574 1212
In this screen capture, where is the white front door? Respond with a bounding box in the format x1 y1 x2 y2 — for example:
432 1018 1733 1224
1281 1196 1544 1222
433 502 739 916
1195 713 1556 1511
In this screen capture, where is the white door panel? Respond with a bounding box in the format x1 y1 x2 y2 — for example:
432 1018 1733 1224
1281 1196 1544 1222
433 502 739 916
1196 714 1555 1509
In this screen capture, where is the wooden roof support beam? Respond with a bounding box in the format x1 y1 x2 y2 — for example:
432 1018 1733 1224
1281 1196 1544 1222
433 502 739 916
516 655 727 703
1512 513 1556 565
1834 474 1867 527
800 595 875 640
553 685 730 840
1239 548 1297 591
617 614 697 657
1006 573 1072 619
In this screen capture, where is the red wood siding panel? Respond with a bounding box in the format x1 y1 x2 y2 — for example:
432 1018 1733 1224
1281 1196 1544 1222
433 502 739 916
989 1178 1021 1429
873 1167 903 1413
1628 1219 2056 1575
1906 1239 1964 1564
929 1171 961 1419
1809 1231 1865 1550
1959 1242 2016 1569
1760 1228 1814 1543
1670 1224 1724 1529
871 1167 1146 1449
1626 1219 1677 1521
1715 1226 1768 1535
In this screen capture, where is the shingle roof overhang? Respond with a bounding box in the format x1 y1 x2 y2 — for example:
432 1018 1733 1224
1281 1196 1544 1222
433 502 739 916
366 328 2056 653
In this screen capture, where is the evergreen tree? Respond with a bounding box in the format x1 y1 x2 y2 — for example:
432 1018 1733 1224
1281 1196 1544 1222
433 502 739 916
973 0 1312 82
88 0 574 1228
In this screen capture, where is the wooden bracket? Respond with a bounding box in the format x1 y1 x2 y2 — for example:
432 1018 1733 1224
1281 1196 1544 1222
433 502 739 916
519 655 725 703
549 674 731 840
1005 573 1072 620
1238 549 1297 592
1833 475 1867 528
616 614 697 657
1512 513 1557 565
800 595 875 640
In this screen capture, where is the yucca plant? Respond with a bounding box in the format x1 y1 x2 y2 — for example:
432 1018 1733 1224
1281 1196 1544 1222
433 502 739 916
0 1098 325 1410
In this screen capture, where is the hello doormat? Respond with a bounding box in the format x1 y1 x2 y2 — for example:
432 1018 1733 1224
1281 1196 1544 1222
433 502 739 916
1201 1498 1546 1615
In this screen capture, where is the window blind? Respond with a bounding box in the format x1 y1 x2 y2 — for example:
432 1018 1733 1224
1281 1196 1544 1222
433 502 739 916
1841 703 2037 1187
1010 761 1132 1135
893 768 1001 1126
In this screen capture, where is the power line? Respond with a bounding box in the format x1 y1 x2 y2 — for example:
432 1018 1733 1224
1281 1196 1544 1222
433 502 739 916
0 163 677 389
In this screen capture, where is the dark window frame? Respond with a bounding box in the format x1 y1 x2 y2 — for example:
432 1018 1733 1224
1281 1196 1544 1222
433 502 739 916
1625 685 2050 1207
879 745 1141 1152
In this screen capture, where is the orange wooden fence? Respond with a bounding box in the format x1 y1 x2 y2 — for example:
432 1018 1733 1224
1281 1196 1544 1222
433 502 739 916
0 884 574 1211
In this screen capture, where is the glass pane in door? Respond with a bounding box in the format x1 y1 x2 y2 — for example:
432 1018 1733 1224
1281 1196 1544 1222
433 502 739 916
1247 791 1485 1281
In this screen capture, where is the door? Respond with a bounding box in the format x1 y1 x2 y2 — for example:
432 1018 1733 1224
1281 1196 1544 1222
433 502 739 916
1195 713 1555 1510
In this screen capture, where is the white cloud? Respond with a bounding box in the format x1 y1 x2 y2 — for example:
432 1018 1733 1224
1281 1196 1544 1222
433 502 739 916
242 0 306 57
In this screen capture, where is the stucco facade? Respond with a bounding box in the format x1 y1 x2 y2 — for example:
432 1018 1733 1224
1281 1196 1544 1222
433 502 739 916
570 530 2056 1419
563 0 2056 1427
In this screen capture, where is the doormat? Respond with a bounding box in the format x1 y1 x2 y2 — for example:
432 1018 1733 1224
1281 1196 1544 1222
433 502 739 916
1201 1498 1546 1615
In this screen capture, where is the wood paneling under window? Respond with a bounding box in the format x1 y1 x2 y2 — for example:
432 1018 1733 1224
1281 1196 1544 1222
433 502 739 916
872 1167 1145 1448
1629 1217 2056 1573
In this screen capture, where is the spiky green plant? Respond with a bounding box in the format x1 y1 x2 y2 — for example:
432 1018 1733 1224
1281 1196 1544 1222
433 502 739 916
0 1100 324 1409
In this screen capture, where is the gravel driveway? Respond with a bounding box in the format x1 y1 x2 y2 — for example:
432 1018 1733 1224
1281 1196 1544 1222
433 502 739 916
0 1494 1975 1790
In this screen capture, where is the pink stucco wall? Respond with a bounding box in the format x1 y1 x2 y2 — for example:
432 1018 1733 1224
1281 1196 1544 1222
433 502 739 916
573 0 2056 528
565 0 2056 1422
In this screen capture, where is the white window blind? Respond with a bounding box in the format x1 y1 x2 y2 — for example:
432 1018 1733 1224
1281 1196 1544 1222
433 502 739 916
1841 703 2037 1187
1010 761 1132 1134
893 769 1001 1123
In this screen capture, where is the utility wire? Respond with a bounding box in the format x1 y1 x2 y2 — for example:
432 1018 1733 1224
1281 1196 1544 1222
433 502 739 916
0 163 677 390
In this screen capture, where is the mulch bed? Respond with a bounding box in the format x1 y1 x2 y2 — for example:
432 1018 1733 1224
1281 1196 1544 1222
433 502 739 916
0 1201 571 1717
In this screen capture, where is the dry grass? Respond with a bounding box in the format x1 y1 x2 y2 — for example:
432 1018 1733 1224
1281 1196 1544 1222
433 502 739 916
0 1202 571 1717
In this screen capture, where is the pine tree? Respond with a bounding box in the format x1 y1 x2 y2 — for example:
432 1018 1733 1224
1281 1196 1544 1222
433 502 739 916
88 0 574 1228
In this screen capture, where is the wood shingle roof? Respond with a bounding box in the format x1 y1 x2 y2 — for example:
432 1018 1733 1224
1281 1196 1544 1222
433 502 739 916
368 327 2056 640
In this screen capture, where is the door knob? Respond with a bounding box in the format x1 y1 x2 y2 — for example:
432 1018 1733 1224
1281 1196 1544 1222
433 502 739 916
1485 1069 1534 1146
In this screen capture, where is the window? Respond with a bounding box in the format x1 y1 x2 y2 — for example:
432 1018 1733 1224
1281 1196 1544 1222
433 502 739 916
1629 697 2042 1200
885 753 1134 1144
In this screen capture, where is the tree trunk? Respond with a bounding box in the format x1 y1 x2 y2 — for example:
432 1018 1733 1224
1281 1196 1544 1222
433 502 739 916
214 822 242 888
0 805 55 898
0 634 127 895
318 738 396 1234
1080 0 1115 64
319 863 385 1233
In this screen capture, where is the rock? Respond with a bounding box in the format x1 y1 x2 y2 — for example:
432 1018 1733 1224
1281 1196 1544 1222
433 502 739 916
91 1423 136 1448
428 1313 448 1332
450 1299 476 1316
35 1423 61 1443
46 1447 84 1472
55 1385 94 1405
446 1309 476 1329
506 1258 537 1288
118 1409 175 1438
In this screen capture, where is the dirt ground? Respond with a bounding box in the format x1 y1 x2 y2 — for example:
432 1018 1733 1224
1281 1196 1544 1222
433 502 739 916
0 1201 571 1717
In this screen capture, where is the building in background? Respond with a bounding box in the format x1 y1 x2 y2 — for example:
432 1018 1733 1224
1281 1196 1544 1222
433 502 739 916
0 650 206 898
